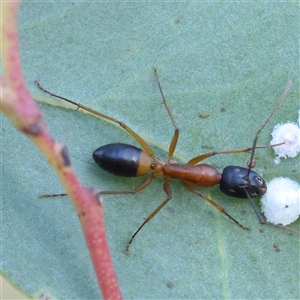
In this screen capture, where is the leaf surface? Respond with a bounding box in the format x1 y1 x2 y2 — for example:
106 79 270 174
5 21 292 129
2 2 299 299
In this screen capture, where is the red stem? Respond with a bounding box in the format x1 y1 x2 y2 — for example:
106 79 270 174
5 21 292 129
1 2 122 299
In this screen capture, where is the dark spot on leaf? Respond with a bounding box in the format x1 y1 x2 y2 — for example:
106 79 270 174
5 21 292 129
199 113 210 119
273 243 281 252
167 206 175 214
39 293 51 300
202 145 214 150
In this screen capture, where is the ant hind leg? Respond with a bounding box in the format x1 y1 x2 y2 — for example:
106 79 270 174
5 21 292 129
125 177 173 253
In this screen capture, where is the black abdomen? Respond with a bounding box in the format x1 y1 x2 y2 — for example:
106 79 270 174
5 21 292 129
93 143 146 177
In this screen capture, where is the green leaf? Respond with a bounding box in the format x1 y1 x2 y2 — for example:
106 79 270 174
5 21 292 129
2 2 299 299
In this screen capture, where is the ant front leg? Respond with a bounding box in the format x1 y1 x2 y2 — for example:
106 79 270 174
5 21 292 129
187 81 292 225
188 80 291 167
187 144 284 166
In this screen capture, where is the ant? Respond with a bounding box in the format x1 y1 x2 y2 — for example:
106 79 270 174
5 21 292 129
36 68 291 252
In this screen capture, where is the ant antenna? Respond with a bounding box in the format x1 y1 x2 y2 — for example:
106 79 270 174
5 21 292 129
244 80 292 224
246 80 292 178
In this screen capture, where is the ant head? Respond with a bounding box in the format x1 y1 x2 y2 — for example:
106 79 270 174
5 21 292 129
220 166 267 199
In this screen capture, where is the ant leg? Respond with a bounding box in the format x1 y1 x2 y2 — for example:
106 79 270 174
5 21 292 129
39 175 153 198
181 180 250 231
100 175 153 195
39 193 67 198
126 177 172 252
188 80 291 166
153 67 179 160
187 143 284 165
35 81 154 158
188 146 255 165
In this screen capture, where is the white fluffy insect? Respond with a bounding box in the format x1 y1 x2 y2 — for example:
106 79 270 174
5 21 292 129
270 122 300 165
261 177 300 226
261 108 300 225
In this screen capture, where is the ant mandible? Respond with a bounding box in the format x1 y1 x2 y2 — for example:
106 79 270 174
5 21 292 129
36 68 291 252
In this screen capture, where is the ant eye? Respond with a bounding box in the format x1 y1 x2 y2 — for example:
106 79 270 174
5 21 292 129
256 176 263 185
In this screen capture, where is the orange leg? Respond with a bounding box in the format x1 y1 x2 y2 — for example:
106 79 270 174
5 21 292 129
153 67 179 160
181 180 250 231
100 175 153 195
35 80 155 157
36 67 181 161
39 175 153 198
187 143 284 165
188 80 291 167
125 177 173 252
